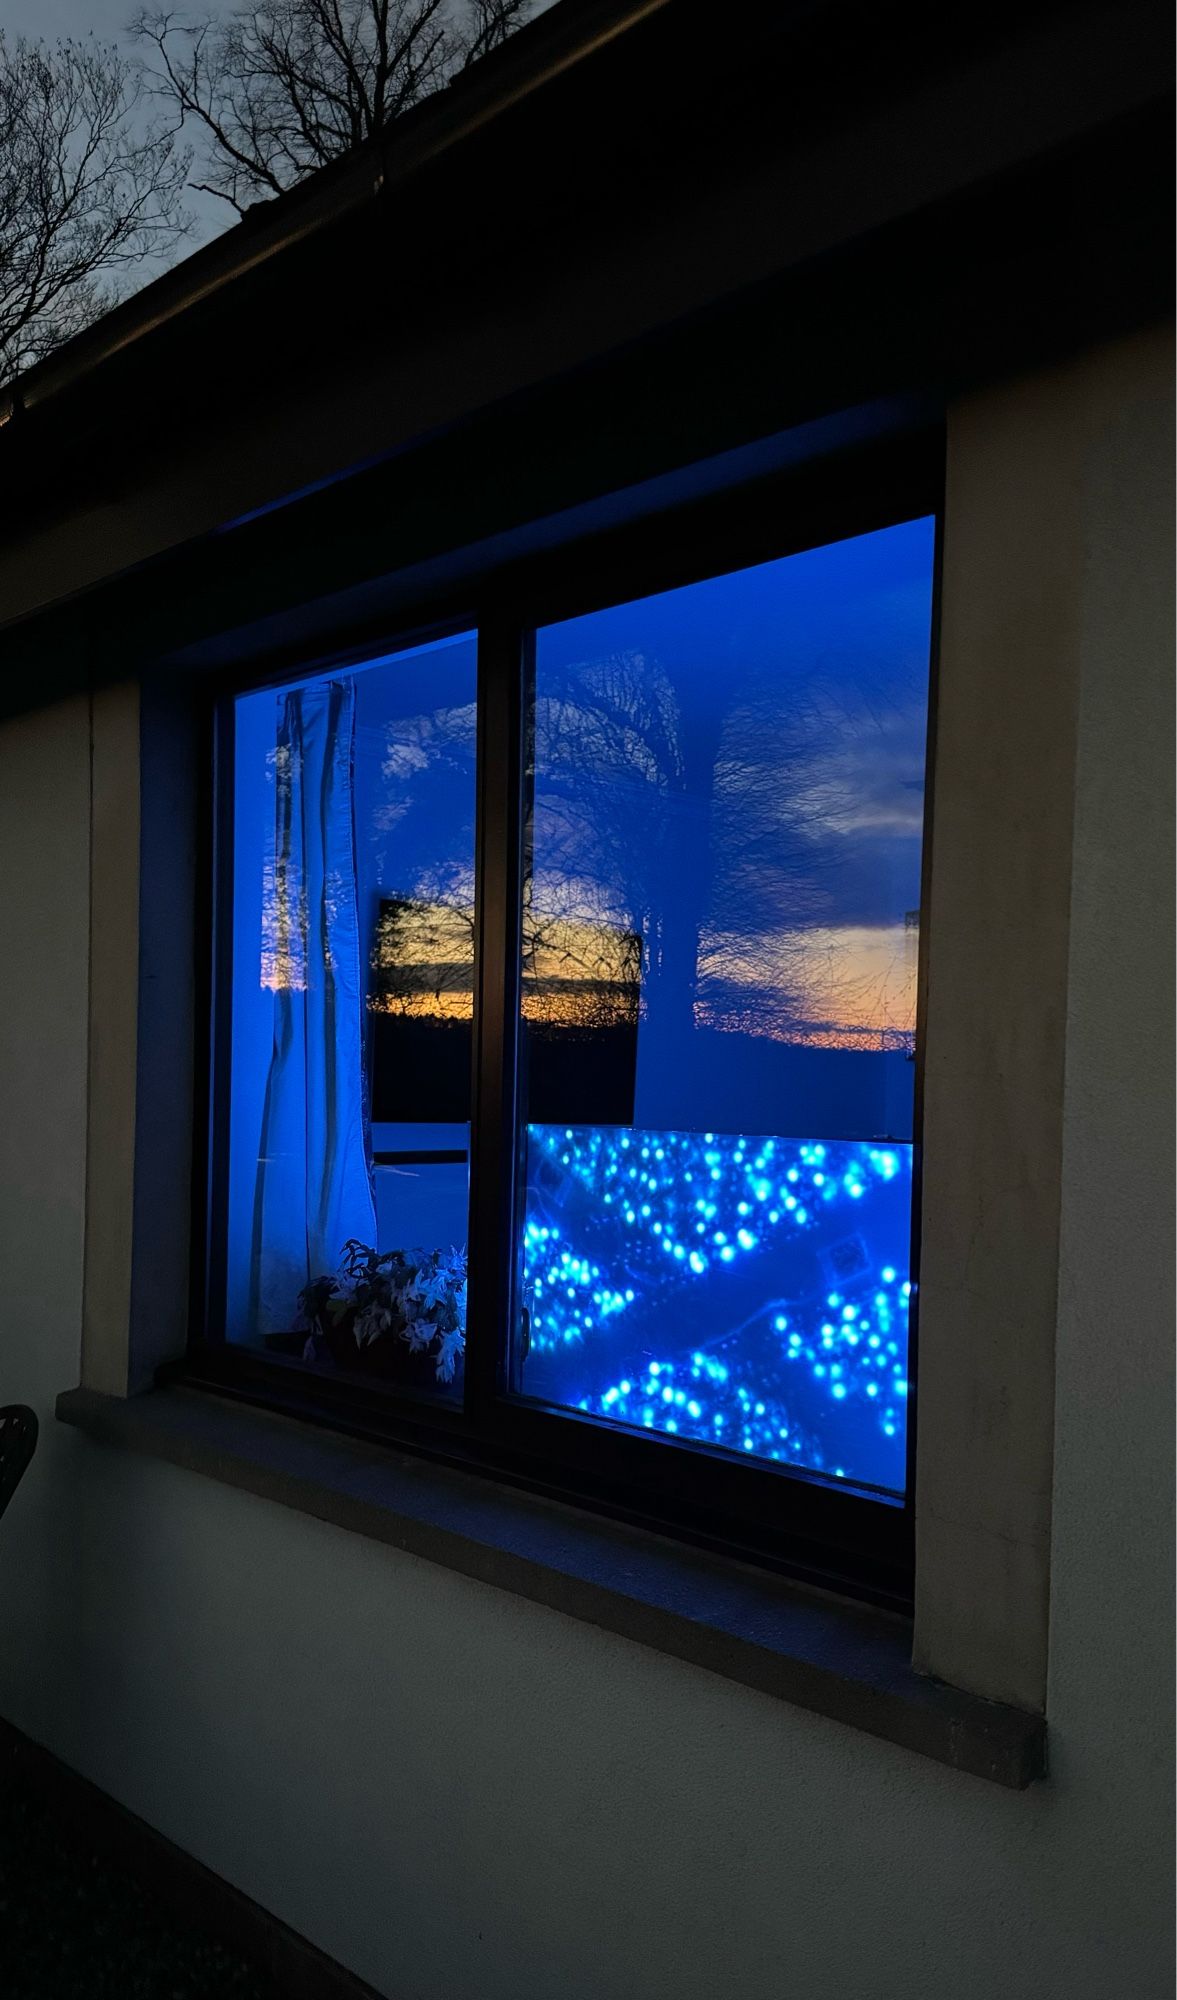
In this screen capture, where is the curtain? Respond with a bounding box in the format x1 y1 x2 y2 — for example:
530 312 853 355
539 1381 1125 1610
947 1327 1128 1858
249 678 377 1336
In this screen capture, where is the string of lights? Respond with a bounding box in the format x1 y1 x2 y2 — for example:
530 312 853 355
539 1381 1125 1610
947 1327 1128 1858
521 1126 912 1491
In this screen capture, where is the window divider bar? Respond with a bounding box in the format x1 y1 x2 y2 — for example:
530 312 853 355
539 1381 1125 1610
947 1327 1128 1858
465 622 529 1418
197 697 237 1348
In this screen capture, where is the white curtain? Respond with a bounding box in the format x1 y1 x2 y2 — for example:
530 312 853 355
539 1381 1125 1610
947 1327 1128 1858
249 678 377 1335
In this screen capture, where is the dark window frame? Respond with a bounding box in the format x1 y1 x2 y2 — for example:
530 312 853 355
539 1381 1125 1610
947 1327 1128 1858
179 436 942 1612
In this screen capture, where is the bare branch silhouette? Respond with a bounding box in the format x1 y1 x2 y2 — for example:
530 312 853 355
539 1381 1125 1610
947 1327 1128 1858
133 0 532 218
0 30 190 382
530 638 921 1052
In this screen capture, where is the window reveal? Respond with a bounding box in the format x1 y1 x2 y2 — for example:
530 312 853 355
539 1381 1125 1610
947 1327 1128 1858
211 509 934 1561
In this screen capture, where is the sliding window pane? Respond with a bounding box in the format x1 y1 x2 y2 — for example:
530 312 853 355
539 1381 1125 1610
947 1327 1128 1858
223 634 477 1398
514 521 933 1494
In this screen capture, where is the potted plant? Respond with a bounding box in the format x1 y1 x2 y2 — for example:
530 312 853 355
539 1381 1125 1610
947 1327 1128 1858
296 1239 467 1387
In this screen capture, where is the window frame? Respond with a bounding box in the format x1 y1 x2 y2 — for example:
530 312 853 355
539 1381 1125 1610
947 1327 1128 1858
182 443 942 1612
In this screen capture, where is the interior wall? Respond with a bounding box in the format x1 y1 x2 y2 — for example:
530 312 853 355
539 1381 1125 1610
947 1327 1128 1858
0 327 1172 2000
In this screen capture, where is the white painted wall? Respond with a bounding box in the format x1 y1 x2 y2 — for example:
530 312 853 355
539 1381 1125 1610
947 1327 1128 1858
0 328 1172 2000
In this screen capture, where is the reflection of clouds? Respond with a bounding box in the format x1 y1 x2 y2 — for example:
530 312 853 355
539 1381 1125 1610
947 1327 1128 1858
698 922 917 1049
365 890 916 1051
534 638 927 989
382 741 430 780
396 644 926 1044
789 695 926 845
290 534 933 1055
365 703 478 841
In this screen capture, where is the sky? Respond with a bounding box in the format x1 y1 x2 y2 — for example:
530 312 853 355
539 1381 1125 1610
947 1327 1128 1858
4 0 237 260
4 0 155 37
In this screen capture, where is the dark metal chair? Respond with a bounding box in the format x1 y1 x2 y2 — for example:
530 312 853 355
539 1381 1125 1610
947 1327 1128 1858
0 1406 37 1523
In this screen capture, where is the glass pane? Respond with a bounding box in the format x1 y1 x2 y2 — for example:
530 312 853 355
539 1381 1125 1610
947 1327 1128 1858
514 520 934 1494
223 633 477 1400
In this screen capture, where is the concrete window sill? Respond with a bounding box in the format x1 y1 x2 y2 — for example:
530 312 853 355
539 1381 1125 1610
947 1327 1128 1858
56 1384 1045 1789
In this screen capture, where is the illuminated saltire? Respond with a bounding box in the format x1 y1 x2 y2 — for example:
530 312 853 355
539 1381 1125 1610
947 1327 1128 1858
520 1124 912 1493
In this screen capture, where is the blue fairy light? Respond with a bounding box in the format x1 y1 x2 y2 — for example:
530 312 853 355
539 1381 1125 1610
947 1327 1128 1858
520 1124 913 1492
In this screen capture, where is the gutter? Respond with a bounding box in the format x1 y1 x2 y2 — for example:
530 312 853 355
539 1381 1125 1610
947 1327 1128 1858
0 0 675 429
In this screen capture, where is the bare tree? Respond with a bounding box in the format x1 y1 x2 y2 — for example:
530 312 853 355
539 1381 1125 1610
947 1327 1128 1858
530 641 895 1056
134 0 532 219
0 33 190 384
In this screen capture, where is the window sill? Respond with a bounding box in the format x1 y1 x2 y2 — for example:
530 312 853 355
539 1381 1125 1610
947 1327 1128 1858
56 1383 1044 1789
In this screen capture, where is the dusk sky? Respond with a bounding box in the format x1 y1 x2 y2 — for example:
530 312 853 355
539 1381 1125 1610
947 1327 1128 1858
5 0 238 261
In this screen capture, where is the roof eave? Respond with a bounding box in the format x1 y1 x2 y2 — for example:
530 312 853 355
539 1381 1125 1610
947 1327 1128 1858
0 0 677 428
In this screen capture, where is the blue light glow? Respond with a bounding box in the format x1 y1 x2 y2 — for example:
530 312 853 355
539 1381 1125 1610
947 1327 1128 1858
521 1124 912 1493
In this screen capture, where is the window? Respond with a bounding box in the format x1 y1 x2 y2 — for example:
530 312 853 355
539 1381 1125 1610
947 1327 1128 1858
202 505 936 1601
515 525 930 1495
223 632 478 1404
